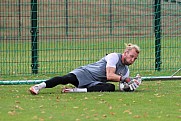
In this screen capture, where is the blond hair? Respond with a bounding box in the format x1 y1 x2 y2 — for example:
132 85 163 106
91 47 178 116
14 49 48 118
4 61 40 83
124 43 140 53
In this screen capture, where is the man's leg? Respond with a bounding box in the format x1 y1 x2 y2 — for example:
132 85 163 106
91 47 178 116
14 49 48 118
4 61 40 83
87 83 115 92
45 73 79 88
29 73 79 94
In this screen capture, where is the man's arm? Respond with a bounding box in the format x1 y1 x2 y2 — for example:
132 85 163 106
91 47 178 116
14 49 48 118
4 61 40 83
105 53 130 82
106 67 131 82
106 67 122 82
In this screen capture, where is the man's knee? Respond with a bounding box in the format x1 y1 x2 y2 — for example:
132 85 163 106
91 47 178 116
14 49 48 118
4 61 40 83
106 83 115 91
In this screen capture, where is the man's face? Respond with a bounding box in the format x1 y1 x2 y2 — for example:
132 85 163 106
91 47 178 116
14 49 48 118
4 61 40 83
123 48 139 66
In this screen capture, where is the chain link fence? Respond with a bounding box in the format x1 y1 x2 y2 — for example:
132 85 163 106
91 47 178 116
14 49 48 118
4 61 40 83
0 0 181 79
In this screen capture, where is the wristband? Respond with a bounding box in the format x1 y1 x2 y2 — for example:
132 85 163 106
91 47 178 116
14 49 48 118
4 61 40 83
120 76 124 83
120 76 128 83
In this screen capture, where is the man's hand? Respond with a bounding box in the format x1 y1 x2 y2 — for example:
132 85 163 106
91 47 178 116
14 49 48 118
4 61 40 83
128 79 139 91
119 79 139 91
128 74 142 91
119 74 142 92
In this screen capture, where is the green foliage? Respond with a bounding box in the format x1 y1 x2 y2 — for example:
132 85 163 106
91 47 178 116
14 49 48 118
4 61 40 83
0 81 181 121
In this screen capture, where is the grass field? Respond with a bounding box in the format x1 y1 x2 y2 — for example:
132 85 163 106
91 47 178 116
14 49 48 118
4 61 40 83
0 81 181 121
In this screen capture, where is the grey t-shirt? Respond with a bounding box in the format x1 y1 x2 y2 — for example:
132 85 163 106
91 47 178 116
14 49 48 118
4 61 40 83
70 53 129 88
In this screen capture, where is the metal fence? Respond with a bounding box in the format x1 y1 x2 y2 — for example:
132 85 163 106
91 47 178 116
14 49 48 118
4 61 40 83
0 0 181 79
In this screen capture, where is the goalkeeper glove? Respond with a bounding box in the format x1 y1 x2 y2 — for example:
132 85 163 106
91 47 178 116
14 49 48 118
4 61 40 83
119 74 142 92
128 79 139 91
128 74 142 91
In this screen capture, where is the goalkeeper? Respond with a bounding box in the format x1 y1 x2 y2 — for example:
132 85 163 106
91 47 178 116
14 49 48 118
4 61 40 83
29 43 141 95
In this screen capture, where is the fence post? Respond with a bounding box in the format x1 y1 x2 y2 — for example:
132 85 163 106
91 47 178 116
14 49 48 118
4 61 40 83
109 0 113 35
154 0 161 71
31 0 38 74
65 0 68 37
19 0 21 37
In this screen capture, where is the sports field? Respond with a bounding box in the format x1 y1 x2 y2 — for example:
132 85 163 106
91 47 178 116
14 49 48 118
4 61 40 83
1 1 181 121
0 81 180 121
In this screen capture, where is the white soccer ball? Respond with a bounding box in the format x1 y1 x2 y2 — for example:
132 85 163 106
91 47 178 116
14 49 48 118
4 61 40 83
119 82 134 92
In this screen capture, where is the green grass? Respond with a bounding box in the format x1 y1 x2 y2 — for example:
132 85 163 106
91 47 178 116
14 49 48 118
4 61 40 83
0 81 181 121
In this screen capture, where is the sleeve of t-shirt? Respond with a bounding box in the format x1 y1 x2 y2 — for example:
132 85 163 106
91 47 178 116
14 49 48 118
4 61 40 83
105 53 119 68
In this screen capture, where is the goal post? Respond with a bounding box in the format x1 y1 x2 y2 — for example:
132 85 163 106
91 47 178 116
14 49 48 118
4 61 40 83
0 76 180 85
1 67 181 85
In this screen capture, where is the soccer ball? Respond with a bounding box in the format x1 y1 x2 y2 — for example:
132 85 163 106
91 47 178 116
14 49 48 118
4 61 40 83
119 82 134 92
